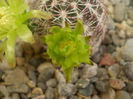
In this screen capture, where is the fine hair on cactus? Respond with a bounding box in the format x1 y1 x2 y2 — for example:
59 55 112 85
38 0 107 55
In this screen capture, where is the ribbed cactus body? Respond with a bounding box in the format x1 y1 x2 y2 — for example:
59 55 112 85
31 0 107 55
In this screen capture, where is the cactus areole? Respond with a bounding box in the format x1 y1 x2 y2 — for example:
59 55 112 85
40 0 107 55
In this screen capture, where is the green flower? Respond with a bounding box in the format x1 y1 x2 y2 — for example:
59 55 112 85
44 20 92 82
0 0 52 67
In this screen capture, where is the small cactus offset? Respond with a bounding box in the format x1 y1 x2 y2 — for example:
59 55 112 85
39 0 107 54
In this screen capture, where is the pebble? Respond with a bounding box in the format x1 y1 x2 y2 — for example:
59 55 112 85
7 84 29 93
114 2 126 22
4 68 29 85
71 69 79 83
95 81 107 92
97 68 109 80
55 70 66 84
45 87 55 99
78 84 94 97
120 39 133 61
58 83 75 96
31 88 43 97
32 95 45 99
12 93 20 99
69 95 78 99
37 82 47 92
37 62 55 82
0 86 9 97
92 95 100 99
27 80 36 88
46 78 57 88
115 91 131 99
110 79 125 89
76 79 90 89
124 62 133 80
126 81 133 93
28 70 37 84
80 63 98 79
108 64 120 78
128 7 133 21
101 88 115 99
99 53 115 66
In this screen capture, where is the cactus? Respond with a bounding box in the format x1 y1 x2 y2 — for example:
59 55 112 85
38 0 107 55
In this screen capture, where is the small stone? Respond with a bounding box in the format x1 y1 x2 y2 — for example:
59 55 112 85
58 96 67 99
81 63 98 79
92 95 100 99
12 93 20 99
76 79 90 89
46 79 57 88
28 70 37 84
115 91 131 99
120 39 133 61
37 82 47 91
45 87 55 99
27 80 36 88
58 83 75 96
4 68 29 85
95 81 107 92
55 70 66 84
69 95 78 99
32 95 45 99
29 57 40 67
16 57 24 66
101 88 115 99
110 79 125 89
78 84 94 97
7 84 29 93
0 86 9 97
37 62 55 82
71 69 79 83
97 68 109 80
31 88 43 96
128 8 133 21
99 53 115 66
108 64 120 78
124 62 133 80
114 2 126 22
126 81 133 93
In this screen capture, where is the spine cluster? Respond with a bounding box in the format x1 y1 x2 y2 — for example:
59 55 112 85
39 0 107 54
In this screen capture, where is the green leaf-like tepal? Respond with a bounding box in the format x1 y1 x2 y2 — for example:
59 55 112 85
44 20 92 82
0 0 52 67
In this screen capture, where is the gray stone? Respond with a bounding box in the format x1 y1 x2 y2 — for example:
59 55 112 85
45 87 55 99
37 62 55 82
115 91 131 99
101 88 115 99
128 8 133 21
46 79 57 88
69 95 78 99
96 81 107 92
12 93 20 99
37 82 47 91
97 68 109 80
121 39 133 61
0 86 9 97
55 70 66 84
81 63 98 79
7 84 29 93
114 3 126 22
78 84 94 97
28 70 37 84
31 88 43 97
76 79 90 89
58 83 75 96
4 68 29 85
108 64 120 78
112 34 120 46
71 69 79 83
124 62 133 80
126 81 133 93
92 95 100 99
